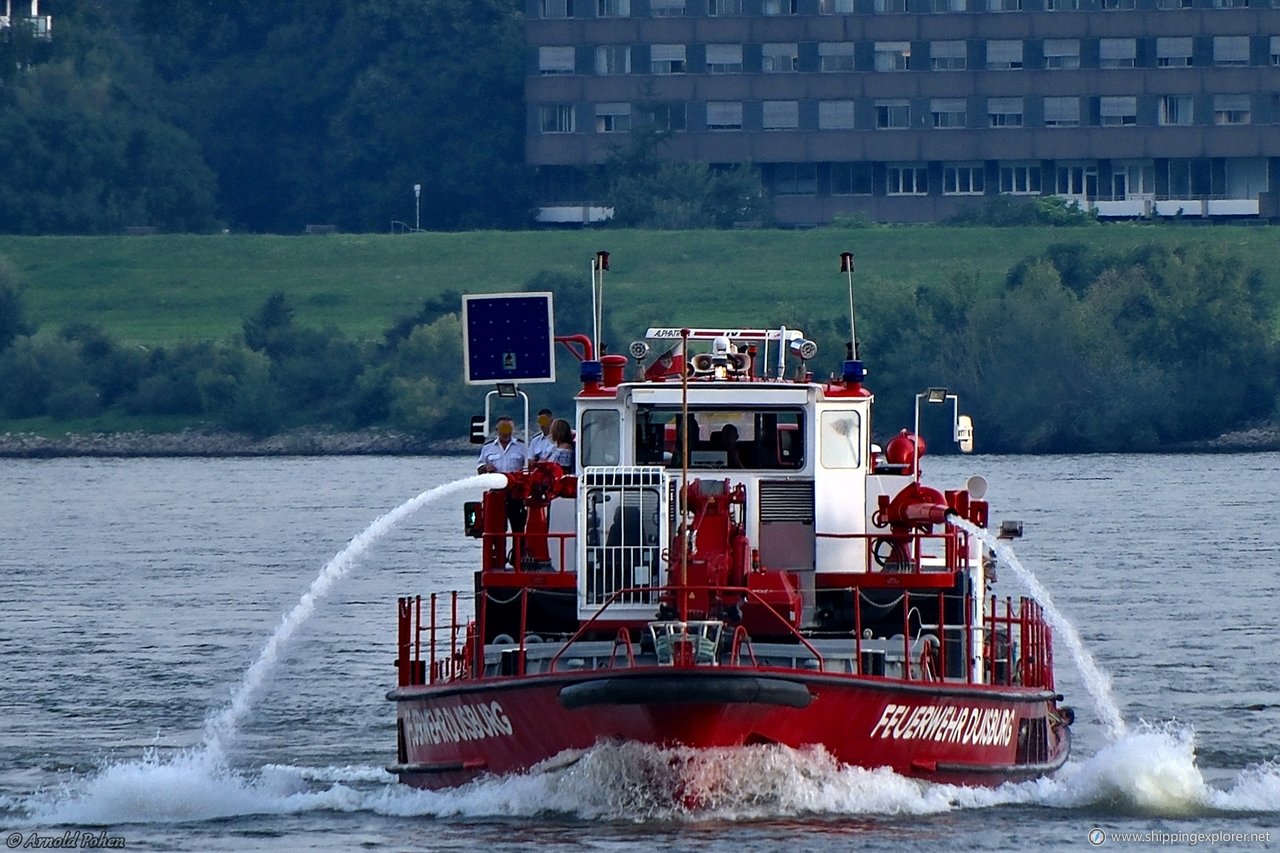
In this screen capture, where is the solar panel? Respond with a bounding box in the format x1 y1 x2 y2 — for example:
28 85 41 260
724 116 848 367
461 292 557 385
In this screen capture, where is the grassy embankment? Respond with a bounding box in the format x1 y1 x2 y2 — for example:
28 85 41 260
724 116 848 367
1 225 1277 438
3 226 1278 347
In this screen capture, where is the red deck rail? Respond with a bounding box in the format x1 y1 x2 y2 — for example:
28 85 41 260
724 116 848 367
394 589 1054 690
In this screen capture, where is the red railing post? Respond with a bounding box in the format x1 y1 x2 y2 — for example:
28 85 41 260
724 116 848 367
902 590 912 680
963 593 972 683
429 592 437 684
937 591 946 680
396 597 411 687
1004 596 1014 686
518 586 529 676
854 586 863 675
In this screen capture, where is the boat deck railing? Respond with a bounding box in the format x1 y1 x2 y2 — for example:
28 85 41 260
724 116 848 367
395 588 1054 692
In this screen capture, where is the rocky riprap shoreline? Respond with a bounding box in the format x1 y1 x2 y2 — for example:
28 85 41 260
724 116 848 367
1 423 1277 458
0 428 473 458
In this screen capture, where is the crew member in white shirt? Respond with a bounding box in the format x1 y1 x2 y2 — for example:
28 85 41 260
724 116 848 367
529 408 555 462
477 416 528 534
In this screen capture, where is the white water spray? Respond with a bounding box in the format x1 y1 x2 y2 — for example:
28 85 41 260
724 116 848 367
950 516 1128 741
203 472 507 750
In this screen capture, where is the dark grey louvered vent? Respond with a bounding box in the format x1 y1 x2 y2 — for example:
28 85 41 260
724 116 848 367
759 480 815 523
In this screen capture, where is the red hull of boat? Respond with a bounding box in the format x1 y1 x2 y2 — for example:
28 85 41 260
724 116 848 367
388 668 1069 789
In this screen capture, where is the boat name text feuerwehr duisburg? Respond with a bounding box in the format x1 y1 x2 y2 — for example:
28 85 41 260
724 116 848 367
868 704 1016 747
405 701 513 746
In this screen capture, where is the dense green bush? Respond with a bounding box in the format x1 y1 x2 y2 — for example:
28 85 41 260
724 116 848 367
0 247 1274 450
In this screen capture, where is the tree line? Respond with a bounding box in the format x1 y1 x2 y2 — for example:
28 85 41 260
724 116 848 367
0 0 531 234
1 242 1275 451
0 1 768 235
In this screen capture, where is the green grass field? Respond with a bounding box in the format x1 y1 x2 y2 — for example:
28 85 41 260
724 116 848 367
2 225 1277 346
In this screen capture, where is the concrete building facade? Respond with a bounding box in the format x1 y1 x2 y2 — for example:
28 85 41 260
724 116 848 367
525 0 1280 224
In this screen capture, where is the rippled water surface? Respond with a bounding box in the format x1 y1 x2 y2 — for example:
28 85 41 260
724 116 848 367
1 454 1277 851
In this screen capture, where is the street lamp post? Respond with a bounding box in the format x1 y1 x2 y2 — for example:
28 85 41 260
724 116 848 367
414 183 422 232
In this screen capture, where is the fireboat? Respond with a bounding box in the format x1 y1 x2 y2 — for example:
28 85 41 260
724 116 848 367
387 252 1072 790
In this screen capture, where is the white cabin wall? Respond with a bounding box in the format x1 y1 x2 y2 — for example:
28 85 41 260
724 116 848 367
814 401 872 574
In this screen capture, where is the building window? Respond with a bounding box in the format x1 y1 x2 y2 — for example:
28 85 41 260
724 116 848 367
875 0 910 11
988 97 1023 127
774 164 817 195
763 43 799 72
1100 0 1135 8
887 165 928 195
1044 96 1080 127
1099 38 1136 68
1045 0 1081 9
1157 37 1193 67
541 0 574 17
931 40 967 70
1000 164 1041 194
763 100 800 129
874 41 912 71
933 0 967 9
640 102 686 131
1056 164 1096 196
1214 94 1251 124
820 0 856 11
1158 95 1193 125
1157 0 1192 7
705 44 743 73
1099 96 1138 126
539 46 576 75
1215 0 1249 6
988 0 1020 9
649 0 685 15
819 43 857 72
986 40 1023 70
708 0 743 13
595 102 631 132
540 104 576 133
597 0 630 14
931 98 967 127
596 45 631 75
1213 36 1250 66
831 163 873 195
818 100 856 129
706 101 743 130
876 99 911 128
1272 36 1280 65
1043 39 1080 69
650 44 686 74
763 0 798 13
944 164 985 195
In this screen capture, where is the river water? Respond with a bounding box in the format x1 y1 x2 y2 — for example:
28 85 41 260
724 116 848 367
0 454 1276 851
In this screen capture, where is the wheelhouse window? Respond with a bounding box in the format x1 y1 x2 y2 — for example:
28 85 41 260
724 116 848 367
820 411 863 469
581 409 621 467
633 407 805 470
